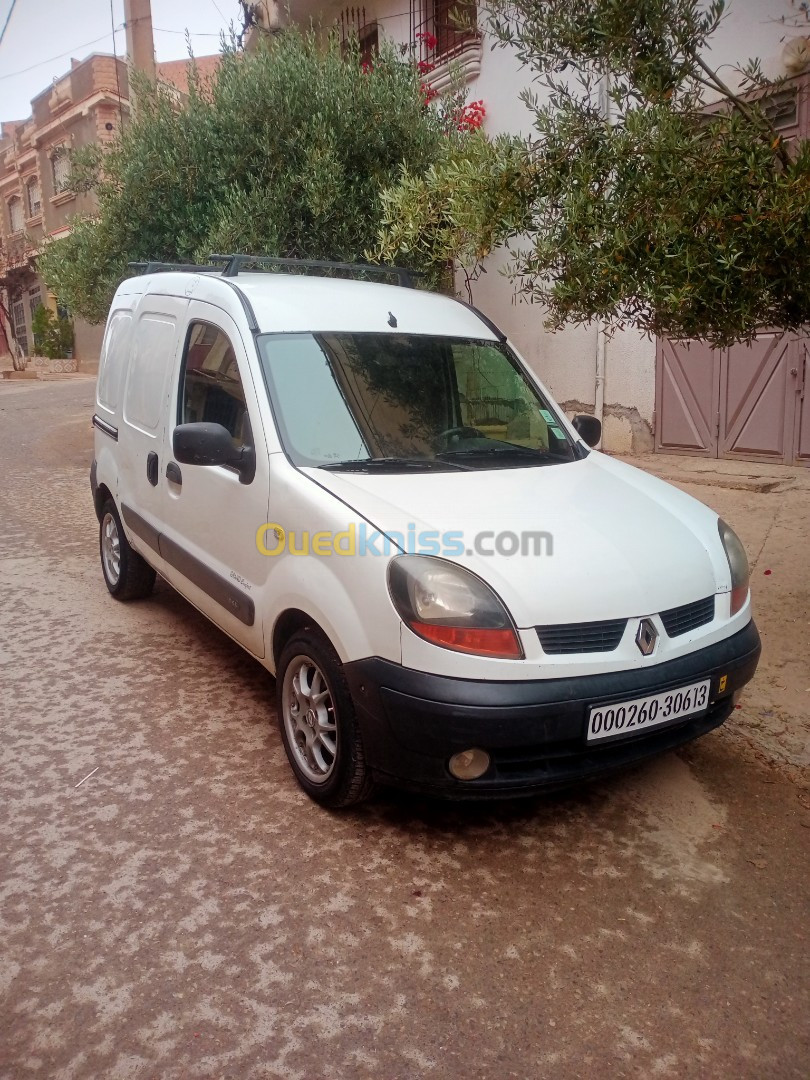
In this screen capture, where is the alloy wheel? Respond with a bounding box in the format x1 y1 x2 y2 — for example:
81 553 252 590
282 655 338 784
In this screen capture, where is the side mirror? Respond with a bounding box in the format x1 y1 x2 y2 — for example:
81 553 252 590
173 422 256 484
571 413 602 448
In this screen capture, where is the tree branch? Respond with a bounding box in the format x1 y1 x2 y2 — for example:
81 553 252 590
689 48 792 169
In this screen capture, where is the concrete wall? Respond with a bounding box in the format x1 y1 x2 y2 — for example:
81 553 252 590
73 318 104 373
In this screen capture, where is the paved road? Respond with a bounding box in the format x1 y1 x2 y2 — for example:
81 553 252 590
1 380 808 1079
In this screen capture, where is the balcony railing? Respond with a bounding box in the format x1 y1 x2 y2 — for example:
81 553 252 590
0 232 36 275
414 1 479 65
336 6 378 67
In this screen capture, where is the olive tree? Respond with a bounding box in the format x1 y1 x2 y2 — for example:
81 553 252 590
39 30 463 322
377 0 810 345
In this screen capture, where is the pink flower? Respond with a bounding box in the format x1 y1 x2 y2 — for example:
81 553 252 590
416 31 438 51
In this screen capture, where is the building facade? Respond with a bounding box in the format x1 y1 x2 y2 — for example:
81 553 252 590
0 53 130 371
283 0 808 463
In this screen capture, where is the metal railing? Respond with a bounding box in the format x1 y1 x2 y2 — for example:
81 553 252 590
414 1 479 65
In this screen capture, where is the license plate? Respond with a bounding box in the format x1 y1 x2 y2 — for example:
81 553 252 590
587 679 711 743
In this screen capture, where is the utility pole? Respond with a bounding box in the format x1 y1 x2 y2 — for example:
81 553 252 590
124 0 156 84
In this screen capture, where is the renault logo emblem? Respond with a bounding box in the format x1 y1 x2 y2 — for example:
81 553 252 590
636 618 658 656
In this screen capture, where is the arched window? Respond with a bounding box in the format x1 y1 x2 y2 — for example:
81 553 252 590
8 196 24 233
25 176 41 218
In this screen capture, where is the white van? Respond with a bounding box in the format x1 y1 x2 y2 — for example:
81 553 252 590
91 256 760 807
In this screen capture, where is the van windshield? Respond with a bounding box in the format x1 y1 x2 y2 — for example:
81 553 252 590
257 333 579 471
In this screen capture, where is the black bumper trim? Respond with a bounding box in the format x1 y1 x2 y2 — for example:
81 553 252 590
343 621 761 798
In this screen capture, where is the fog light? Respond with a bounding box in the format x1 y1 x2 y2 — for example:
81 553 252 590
448 748 491 781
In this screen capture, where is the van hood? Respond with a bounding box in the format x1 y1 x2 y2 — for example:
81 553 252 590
304 453 728 628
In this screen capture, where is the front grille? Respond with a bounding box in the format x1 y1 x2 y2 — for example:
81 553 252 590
536 618 627 654
660 595 715 637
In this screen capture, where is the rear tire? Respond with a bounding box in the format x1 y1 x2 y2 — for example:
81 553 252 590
99 499 156 601
277 629 374 808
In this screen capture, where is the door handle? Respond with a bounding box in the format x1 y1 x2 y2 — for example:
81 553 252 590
166 461 182 485
146 452 159 486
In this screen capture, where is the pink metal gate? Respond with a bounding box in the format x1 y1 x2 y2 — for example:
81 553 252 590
793 338 810 465
655 337 720 457
655 332 809 467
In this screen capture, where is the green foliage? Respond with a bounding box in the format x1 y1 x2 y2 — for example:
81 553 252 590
375 132 533 293
31 304 74 359
379 0 810 345
38 30 454 322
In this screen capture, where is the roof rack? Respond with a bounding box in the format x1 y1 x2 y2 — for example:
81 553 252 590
208 254 418 288
128 261 222 275
128 255 420 288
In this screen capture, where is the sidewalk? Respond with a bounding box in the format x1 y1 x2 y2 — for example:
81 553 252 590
622 450 809 493
1 368 96 382
617 451 810 782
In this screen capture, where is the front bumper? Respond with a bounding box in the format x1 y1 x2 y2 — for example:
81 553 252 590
343 620 761 799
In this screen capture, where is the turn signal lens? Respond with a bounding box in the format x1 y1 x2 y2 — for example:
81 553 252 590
730 584 749 616
412 622 523 659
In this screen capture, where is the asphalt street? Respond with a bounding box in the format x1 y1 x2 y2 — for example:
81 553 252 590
0 379 808 1079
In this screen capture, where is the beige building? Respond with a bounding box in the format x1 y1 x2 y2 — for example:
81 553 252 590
0 50 218 373
0 53 130 372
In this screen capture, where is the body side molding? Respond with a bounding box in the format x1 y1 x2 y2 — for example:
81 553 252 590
120 503 255 626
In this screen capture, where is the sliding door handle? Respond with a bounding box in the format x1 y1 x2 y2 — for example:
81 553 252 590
146 452 159 486
166 461 182 485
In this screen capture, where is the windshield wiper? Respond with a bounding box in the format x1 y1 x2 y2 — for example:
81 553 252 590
318 456 470 472
437 446 570 465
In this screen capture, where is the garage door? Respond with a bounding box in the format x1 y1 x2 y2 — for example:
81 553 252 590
655 332 808 467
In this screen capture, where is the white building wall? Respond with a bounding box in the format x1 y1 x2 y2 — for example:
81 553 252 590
300 0 800 450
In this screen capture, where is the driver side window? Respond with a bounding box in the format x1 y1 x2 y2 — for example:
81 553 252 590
180 322 250 446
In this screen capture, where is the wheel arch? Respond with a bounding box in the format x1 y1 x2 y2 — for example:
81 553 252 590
272 608 329 671
95 483 115 522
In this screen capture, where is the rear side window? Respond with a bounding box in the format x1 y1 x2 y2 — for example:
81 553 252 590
179 322 249 447
123 313 177 433
97 311 133 413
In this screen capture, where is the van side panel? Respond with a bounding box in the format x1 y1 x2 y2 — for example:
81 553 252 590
116 297 188 573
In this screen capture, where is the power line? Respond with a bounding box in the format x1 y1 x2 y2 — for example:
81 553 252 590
152 26 224 37
0 0 19 49
0 7 436 85
0 29 125 81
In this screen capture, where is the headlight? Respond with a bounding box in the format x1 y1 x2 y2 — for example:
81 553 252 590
387 555 523 659
718 519 749 616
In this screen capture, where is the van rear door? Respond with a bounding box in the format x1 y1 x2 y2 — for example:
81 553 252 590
118 297 188 573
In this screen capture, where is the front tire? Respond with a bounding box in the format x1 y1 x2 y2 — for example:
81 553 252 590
277 629 374 808
99 499 156 601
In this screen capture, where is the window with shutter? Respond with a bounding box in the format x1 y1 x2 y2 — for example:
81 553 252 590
9 197 24 233
26 177 41 217
52 150 71 193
